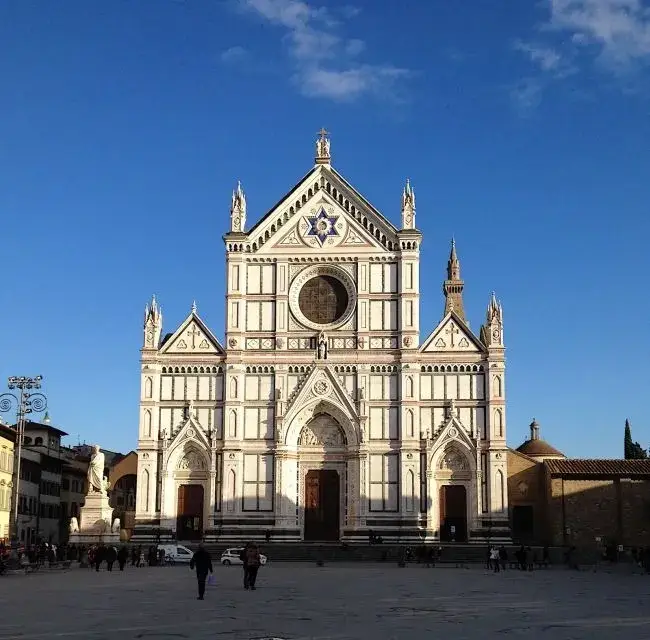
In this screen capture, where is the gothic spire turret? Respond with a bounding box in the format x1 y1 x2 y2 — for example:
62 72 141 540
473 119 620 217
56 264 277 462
230 181 246 233
443 238 465 321
143 294 163 349
401 178 416 229
315 127 331 165
480 291 504 347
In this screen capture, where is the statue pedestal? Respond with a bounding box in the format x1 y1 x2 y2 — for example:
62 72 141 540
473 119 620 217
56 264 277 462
69 492 119 545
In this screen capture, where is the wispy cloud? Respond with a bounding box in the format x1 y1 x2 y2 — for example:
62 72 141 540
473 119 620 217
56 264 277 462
513 0 650 110
220 45 248 63
236 0 410 102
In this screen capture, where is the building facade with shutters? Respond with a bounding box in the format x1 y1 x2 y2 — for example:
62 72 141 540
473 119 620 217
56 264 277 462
134 132 510 543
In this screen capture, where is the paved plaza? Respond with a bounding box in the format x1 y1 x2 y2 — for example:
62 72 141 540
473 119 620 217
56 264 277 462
1 563 649 639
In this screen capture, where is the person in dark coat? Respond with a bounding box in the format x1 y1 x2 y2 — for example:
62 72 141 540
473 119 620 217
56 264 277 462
105 545 117 572
190 544 213 600
240 542 262 590
95 544 105 572
117 546 129 571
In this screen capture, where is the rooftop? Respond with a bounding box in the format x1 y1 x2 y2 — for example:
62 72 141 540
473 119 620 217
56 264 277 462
545 458 650 476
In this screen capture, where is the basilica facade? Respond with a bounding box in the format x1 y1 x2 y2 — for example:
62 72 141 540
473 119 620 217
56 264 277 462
134 132 509 543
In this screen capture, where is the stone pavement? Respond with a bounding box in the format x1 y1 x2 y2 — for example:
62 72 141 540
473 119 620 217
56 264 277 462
1 563 650 639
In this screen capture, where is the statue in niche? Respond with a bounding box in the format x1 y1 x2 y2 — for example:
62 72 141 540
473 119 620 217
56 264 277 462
317 332 328 359
69 517 79 534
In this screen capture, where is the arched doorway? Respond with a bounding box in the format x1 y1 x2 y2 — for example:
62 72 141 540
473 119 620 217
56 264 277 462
177 485 204 541
439 485 467 542
299 412 346 542
436 447 472 542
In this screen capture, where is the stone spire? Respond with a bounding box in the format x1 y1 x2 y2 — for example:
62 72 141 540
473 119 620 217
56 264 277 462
443 238 465 321
480 291 504 347
401 178 416 229
530 418 540 440
315 127 331 165
191 300 197 314
230 181 246 233
143 294 163 349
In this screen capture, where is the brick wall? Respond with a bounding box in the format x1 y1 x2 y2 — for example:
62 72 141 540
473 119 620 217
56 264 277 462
547 475 650 548
506 450 546 542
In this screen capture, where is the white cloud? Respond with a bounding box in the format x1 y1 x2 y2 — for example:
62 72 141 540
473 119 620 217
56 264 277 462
220 45 248 63
511 78 545 114
512 0 650 110
548 0 650 67
238 0 410 102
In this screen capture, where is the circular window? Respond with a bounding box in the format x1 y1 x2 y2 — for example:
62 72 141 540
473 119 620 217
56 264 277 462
298 276 349 325
288 265 357 330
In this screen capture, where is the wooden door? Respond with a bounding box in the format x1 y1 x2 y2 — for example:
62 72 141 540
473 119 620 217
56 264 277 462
176 485 204 541
304 470 340 541
439 485 467 542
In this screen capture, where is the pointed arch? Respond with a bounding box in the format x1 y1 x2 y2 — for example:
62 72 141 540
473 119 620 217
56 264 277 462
405 469 416 512
227 469 236 512
495 469 505 512
492 375 502 398
405 409 414 438
144 377 153 399
228 410 237 438
143 410 152 438
141 468 150 512
230 377 238 399
405 376 414 398
494 409 503 437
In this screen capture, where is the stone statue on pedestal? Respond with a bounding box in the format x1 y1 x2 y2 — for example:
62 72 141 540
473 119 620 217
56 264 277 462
87 444 106 494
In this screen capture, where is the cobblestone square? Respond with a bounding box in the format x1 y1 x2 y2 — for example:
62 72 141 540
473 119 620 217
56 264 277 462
1 564 649 639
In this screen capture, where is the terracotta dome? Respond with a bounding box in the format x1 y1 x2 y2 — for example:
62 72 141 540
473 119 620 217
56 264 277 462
516 419 565 460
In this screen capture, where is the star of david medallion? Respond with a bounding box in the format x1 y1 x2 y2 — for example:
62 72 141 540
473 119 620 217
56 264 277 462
306 208 339 245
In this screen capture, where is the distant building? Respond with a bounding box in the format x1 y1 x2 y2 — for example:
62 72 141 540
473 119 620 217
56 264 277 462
19 421 67 544
108 451 137 540
0 423 16 544
508 419 650 549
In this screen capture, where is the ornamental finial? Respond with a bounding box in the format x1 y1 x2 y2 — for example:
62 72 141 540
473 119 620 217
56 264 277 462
315 127 331 165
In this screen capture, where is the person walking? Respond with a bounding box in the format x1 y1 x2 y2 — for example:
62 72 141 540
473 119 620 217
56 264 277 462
490 547 500 573
242 542 262 590
117 545 129 571
190 543 213 601
106 545 117 572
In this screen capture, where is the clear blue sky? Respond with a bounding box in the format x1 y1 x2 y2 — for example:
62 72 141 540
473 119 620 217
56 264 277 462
1 1 649 456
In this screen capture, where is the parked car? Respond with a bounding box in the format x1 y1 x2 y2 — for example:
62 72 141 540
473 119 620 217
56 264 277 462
157 544 194 564
220 547 268 566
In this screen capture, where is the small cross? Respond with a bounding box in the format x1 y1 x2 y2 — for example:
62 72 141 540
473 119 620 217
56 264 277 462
318 127 329 139
445 323 460 348
187 325 201 349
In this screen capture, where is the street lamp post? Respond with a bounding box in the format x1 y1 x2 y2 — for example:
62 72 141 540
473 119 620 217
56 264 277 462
0 376 47 546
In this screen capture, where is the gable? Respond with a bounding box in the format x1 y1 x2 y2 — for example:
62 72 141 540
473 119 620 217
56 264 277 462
284 365 357 424
420 313 485 354
245 165 400 255
167 415 211 453
160 314 225 355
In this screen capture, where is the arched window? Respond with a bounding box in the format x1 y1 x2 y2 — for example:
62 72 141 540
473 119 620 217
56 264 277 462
228 410 237 438
405 470 416 512
143 410 152 438
495 469 505 512
406 410 414 438
144 377 153 399
141 469 150 512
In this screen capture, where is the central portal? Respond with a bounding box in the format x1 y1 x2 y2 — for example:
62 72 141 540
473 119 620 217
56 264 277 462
304 469 340 541
176 484 204 541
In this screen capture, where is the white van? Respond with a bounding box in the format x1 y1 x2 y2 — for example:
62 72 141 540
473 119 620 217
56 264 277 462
157 544 194 564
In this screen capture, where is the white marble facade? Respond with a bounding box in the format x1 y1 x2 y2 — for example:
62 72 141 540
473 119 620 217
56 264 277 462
135 132 509 543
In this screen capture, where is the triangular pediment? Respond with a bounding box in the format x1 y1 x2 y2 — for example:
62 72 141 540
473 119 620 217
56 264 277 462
160 312 225 355
430 414 477 453
167 414 211 453
420 312 485 354
244 165 400 255
284 364 358 425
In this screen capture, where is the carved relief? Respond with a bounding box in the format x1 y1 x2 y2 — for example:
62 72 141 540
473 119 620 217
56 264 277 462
439 450 468 471
299 415 346 446
178 450 206 471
